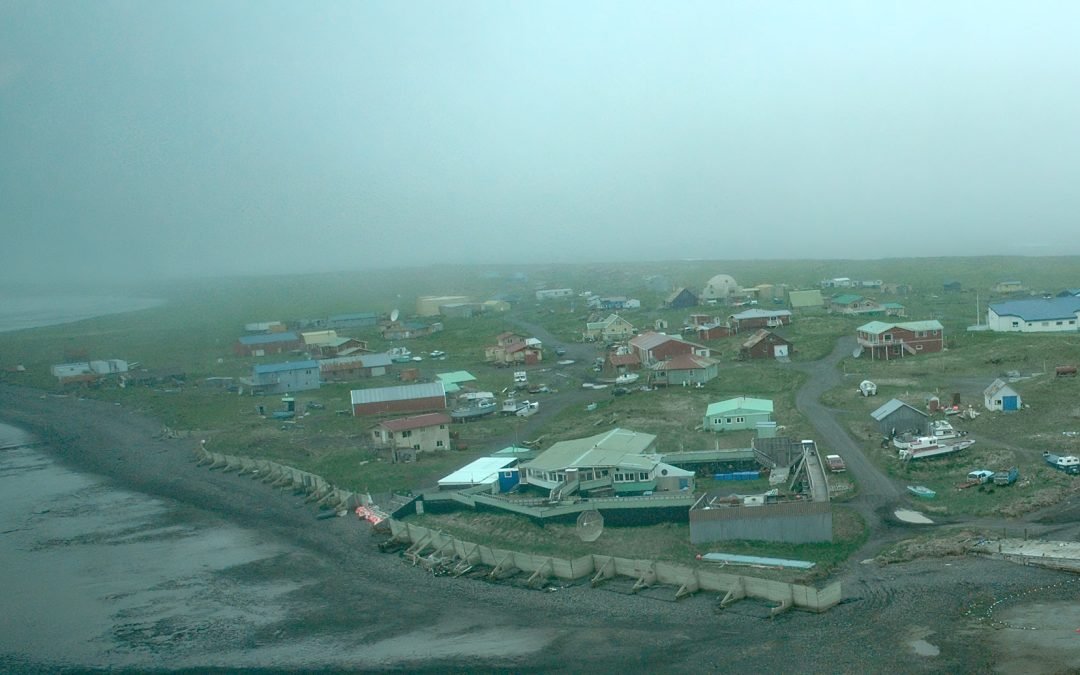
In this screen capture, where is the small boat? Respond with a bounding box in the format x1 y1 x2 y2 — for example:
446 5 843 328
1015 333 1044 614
907 485 936 498
896 436 975 460
388 347 413 363
615 373 640 385
449 398 497 420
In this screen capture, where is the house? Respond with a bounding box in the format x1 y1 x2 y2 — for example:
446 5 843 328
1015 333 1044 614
739 329 793 360
235 332 301 357
520 428 694 495
583 314 636 342
245 360 320 395
821 277 855 289
870 398 929 437
984 379 1022 412
371 412 452 457
986 297 1080 333
327 312 378 329
587 296 640 311
436 371 477 394
943 280 962 293
318 353 392 381
728 308 792 332
694 322 731 341
664 287 699 309
244 321 287 333
485 332 543 365
535 288 574 300
351 382 447 417
380 321 442 340
649 353 719 386
856 320 944 359
704 397 774 432
300 331 368 358
829 294 882 315
993 280 1025 294
881 302 907 318
603 350 641 377
688 313 718 326
787 289 824 310
629 331 710 367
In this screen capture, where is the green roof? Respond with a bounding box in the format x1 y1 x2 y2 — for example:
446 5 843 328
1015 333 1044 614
831 294 864 305
436 371 477 384
523 428 658 472
857 321 894 334
705 397 774 417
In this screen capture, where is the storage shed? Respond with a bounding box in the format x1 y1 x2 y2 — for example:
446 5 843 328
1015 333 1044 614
870 398 929 437
984 379 1021 412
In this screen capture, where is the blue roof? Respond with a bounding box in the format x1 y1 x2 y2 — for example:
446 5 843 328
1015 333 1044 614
989 297 1080 322
239 332 298 345
253 360 318 375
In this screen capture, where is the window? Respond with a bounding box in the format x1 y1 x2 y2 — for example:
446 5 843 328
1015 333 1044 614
614 472 633 483
883 334 893 342
435 440 444 447
1057 321 1064 326
735 416 745 424
1012 321 1019 327
439 424 446 429
412 444 420 450
638 472 649 481
400 430 412 438
725 417 732 424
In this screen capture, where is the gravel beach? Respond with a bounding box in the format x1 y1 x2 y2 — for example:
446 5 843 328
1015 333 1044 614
2 382 1078 673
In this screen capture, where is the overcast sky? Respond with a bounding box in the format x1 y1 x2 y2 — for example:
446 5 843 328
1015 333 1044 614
2 2 1079 283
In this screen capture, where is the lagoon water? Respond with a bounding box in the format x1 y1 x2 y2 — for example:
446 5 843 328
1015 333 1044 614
0 294 163 333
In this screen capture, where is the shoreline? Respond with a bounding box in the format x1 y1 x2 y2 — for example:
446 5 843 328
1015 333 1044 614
2 382 1077 672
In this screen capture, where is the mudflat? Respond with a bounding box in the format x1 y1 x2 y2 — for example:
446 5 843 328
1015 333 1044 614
1 383 1077 673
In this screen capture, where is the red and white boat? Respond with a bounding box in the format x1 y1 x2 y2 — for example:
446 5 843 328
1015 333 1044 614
897 436 975 461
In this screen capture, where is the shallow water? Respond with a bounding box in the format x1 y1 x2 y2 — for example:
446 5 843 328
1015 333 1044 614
0 422 304 667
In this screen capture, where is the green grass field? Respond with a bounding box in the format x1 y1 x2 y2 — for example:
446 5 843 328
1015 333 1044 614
5 257 1080 546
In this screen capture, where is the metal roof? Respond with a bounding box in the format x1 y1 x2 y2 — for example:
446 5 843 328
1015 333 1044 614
831 294 864 305
350 382 445 406
989 297 1080 322
857 320 943 334
523 428 658 472
238 332 299 345
870 398 927 421
377 412 451 432
650 353 716 371
730 309 792 320
436 371 477 384
984 378 1018 398
438 456 518 487
253 359 318 375
706 397 774 417
329 312 377 321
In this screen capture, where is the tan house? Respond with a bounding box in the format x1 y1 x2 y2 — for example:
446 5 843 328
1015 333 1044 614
583 314 636 342
371 412 452 460
485 332 543 365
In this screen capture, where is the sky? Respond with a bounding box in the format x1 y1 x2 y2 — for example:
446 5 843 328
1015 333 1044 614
2 1 1080 283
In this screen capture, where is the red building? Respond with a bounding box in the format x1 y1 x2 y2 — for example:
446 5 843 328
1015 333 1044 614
629 332 710 367
856 320 944 360
739 330 794 360
351 382 447 416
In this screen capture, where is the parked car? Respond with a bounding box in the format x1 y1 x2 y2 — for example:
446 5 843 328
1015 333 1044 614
967 469 995 484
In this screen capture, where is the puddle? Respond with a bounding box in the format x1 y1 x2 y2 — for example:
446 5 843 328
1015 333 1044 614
910 639 940 656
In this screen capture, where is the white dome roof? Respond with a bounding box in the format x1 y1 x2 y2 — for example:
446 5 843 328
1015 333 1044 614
702 274 739 299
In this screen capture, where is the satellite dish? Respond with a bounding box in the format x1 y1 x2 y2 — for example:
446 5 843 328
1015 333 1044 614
576 509 604 542
390 308 400 322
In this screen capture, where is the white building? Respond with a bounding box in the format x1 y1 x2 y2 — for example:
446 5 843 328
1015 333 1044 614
986 298 1080 333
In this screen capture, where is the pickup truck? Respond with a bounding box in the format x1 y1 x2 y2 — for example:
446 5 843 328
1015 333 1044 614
992 467 1019 486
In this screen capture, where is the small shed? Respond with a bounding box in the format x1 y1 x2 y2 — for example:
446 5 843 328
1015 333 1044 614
984 379 1021 412
870 398 929 437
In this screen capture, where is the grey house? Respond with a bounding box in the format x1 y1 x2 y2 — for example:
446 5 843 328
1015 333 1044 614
870 398 929 437
247 360 321 395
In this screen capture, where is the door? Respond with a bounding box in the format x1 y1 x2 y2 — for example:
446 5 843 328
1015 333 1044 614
1003 395 1018 411
773 345 789 358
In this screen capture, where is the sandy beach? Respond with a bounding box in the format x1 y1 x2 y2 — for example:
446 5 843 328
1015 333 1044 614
3 382 1080 673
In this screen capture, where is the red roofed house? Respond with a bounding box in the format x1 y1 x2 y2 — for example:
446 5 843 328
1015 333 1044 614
485 332 543 365
603 350 641 377
371 412 452 460
629 332 710 367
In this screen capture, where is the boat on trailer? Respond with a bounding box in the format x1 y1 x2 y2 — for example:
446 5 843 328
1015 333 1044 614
897 436 975 461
